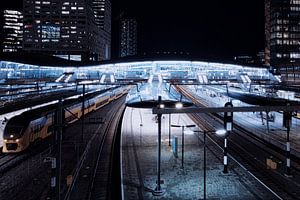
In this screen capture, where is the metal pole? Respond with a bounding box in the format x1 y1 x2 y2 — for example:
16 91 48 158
51 158 56 199
169 113 171 146
182 126 184 169
223 134 228 174
204 130 206 200
153 96 165 196
286 125 291 176
54 99 63 200
266 112 269 133
158 112 162 187
81 84 85 143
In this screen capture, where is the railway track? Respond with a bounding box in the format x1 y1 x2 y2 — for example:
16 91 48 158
0 139 52 176
87 97 125 200
178 85 300 199
65 96 126 200
0 91 127 200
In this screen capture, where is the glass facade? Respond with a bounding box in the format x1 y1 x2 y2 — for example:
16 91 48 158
2 10 23 53
22 0 111 62
0 60 275 83
120 19 137 58
265 0 300 82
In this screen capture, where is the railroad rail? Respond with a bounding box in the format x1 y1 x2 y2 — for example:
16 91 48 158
65 96 126 200
180 85 300 199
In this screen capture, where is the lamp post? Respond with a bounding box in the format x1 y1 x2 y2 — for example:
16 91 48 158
194 129 226 200
152 96 165 196
171 124 196 169
169 113 171 146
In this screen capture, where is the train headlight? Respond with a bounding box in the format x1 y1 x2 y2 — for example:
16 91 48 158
15 139 19 142
10 134 14 138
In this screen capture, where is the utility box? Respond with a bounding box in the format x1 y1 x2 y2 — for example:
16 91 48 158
266 158 272 169
270 161 277 170
172 136 178 158
266 158 277 170
66 175 73 186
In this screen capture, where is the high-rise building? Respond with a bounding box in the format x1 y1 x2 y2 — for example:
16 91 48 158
1 10 23 53
119 18 137 58
265 0 300 82
22 0 111 62
92 0 111 60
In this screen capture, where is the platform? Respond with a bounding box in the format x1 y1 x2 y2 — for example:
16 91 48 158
121 107 277 200
188 86 300 156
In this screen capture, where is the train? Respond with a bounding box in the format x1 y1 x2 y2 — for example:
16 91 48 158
2 86 129 153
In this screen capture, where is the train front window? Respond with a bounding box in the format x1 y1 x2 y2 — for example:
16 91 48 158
5 125 23 138
6 143 18 150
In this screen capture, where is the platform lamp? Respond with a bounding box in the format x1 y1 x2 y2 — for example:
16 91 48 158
152 96 166 196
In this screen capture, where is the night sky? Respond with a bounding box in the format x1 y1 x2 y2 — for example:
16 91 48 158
1 0 265 61
112 0 265 61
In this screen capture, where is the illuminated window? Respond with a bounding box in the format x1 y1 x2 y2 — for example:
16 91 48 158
291 53 300 59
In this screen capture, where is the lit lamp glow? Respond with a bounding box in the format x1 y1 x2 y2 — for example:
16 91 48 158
175 102 183 109
216 129 227 136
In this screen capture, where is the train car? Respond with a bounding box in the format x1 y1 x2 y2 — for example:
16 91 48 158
2 86 129 153
3 111 54 152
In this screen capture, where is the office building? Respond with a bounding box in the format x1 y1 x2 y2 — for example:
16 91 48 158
1 10 23 53
92 0 111 59
265 0 300 82
119 18 137 58
22 0 111 62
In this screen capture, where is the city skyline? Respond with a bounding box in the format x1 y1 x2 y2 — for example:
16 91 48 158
2 0 266 61
112 0 265 60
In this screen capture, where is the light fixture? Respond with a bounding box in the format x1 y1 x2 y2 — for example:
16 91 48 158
175 102 183 109
216 129 227 136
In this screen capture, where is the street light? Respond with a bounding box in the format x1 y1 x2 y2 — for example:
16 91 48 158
171 124 196 169
194 129 226 200
153 96 165 196
168 113 171 146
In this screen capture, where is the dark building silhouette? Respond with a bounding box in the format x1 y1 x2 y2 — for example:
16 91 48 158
119 18 137 58
265 0 300 82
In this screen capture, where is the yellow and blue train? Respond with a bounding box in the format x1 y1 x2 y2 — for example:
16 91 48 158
3 87 129 153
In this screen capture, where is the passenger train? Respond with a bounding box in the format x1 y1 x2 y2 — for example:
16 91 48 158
2 86 129 153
